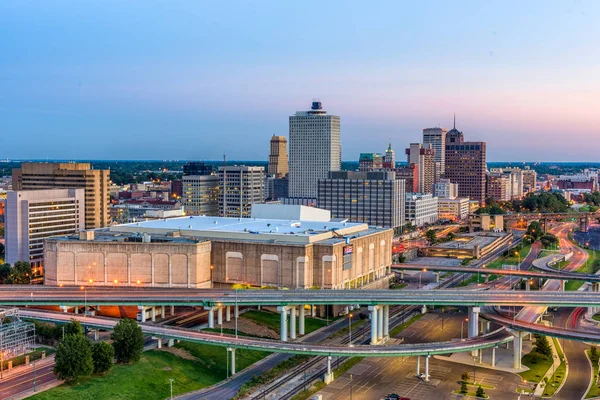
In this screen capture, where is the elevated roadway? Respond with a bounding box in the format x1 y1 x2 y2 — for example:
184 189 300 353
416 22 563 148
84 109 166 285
20 309 513 357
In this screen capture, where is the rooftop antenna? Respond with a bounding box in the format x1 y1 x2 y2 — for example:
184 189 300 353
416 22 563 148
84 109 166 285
223 153 227 166
453 113 456 129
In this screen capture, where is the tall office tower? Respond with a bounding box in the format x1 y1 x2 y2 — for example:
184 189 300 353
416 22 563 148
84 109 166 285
183 161 213 176
433 178 458 199
288 101 341 200
268 135 289 177
6 189 85 269
181 161 219 215
444 121 487 205
383 143 396 169
12 163 109 229
406 143 435 194
395 165 419 194
522 167 537 194
422 127 448 180
219 166 265 218
358 153 383 171
317 171 405 230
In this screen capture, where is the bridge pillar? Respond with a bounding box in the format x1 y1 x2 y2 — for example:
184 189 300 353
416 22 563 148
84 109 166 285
383 305 390 338
156 337 162 349
483 321 491 335
525 279 531 291
206 307 215 329
61 306 68 313
324 356 334 384
94 330 99 341
168 339 174 347
299 305 305 335
229 348 236 375
581 217 588 232
377 306 384 342
468 307 480 356
160 306 165 319
424 355 430 381
434 272 440 283
416 356 420 377
399 271 404 280
421 305 428 314
513 331 524 370
290 307 297 340
151 307 156 322
368 305 379 345
560 281 566 291
74 306 79 315
277 306 289 342
170 305 175 316
226 305 231 322
217 306 223 326
491 346 496 367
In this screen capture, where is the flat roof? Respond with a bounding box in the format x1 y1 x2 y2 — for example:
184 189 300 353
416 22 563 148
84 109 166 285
109 215 378 245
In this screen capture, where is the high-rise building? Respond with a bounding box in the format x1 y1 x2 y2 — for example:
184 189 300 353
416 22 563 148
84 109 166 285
444 121 487 205
423 127 448 180
6 188 85 269
522 167 537 194
395 165 419 194
433 178 458 199
358 153 383 171
182 175 219 216
405 193 438 227
219 166 265 218
486 173 511 202
288 101 341 200
317 171 405 230
268 135 289 177
489 167 525 199
183 162 213 176
383 143 396 169
12 163 109 229
406 143 435 194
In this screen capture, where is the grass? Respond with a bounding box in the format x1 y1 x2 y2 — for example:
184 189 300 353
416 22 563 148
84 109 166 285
30 349 238 400
329 319 367 340
485 242 532 270
457 274 487 287
519 350 553 383
390 283 408 290
202 327 269 339
175 341 269 374
593 314 600 323
542 339 566 397
585 349 600 398
452 389 488 398
241 310 327 335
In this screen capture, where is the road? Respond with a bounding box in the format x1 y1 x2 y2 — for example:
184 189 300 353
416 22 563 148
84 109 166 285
0 363 56 399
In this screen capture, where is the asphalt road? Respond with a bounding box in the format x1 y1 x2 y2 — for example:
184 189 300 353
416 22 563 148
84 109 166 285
0 363 56 399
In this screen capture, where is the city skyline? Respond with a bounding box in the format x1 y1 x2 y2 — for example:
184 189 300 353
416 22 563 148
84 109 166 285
2 1 600 161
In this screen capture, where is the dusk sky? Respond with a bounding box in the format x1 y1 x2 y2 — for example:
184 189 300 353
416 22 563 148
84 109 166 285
1 1 599 162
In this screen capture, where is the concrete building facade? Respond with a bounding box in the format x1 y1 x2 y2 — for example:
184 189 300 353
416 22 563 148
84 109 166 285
317 171 405 229
288 101 341 200
433 178 458 199
6 189 85 268
219 166 265 218
486 173 511 202
406 143 435 194
182 174 219 216
423 127 448 179
268 135 289 177
437 197 470 221
12 163 109 229
405 193 438 227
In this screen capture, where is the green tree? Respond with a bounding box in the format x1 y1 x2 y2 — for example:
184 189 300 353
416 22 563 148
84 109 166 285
446 232 456 241
54 334 93 383
425 229 437 245
535 335 552 358
527 221 543 240
111 318 144 363
476 385 486 398
461 371 470 383
0 242 4 256
92 341 115 375
6 261 32 284
460 381 468 394
63 319 84 337
591 346 599 364
540 234 559 249
0 263 10 283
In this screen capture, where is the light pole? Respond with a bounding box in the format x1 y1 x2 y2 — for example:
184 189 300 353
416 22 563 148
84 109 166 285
350 373 353 400
169 378 174 399
80 285 87 315
218 302 223 336
461 318 468 339
31 360 37 392
348 313 353 347
235 289 239 339
419 268 427 288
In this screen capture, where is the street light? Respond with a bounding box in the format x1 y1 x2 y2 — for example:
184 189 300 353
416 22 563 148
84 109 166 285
348 313 354 347
169 378 174 399
419 268 427 288
31 360 37 392
80 285 87 315
218 302 223 336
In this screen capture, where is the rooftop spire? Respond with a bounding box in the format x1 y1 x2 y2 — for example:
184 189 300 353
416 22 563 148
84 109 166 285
453 113 456 129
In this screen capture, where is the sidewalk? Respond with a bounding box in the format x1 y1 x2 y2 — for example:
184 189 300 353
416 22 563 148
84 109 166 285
2 354 55 381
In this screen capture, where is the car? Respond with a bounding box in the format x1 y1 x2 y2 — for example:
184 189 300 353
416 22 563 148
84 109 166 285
381 394 403 400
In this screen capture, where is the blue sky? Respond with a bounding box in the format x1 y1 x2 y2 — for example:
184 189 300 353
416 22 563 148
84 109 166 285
1 1 599 161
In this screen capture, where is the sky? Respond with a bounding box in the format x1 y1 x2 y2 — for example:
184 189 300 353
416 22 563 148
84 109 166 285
1 1 600 162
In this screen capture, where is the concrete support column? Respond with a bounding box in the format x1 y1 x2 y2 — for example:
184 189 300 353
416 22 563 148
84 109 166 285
217 306 223 326
434 272 440 283
157 338 162 349
525 280 531 291
513 331 523 370
369 305 379 345
468 307 480 357
484 321 491 335
383 305 390 338
235 305 239 319
324 356 334 384
94 330 99 341
140 307 146 323
421 304 428 314
560 280 566 291
277 306 288 342
151 307 156 322
491 346 497 367
299 306 305 335
377 306 384 341
160 306 165 319
62 306 68 313
226 306 231 322
207 307 215 329
170 305 175 316
230 348 236 375
416 356 420 376
75 307 79 315
290 307 297 340
311 305 316 317
168 339 174 347
424 355 430 382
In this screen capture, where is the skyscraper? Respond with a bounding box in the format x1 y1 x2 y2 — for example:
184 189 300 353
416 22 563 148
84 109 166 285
444 120 487 205
406 143 435 194
182 162 219 216
268 135 289 177
219 166 265 218
383 143 396 169
288 101 341 199
423 127 448 181
12 162 109 229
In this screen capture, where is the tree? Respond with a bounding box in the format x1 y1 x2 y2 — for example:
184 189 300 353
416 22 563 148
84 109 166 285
0 242 4 256
0 264 10 283
460 381 468 394
54 334 93 383
6 261 32 284
476 385 486 398
446 232 456 242
63 319 84 337
540 234 559 249
461 371 470 383
92 341 115 375
591 346 599 364
426 229 437 245
527 221 543 240
111 318 144 363
535 335 552 358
